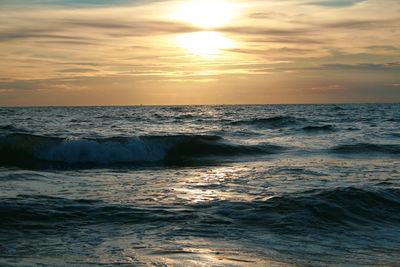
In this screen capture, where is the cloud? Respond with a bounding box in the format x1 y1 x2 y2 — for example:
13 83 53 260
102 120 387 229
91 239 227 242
250 37 325 45
309 84 344 91
322 18 399 30
247 11 286 19
0 32 85 43
322 62 400 70
226 47 317 58
219 26 309 36
0 79 43 91
56 62 100 67
308 0 365 7
0 89 16 93
58 68 98 73
366 45 399 51
0 0 157 8
66 19 200 36
273 60 400 73
36 40 97 46
0 21 199 44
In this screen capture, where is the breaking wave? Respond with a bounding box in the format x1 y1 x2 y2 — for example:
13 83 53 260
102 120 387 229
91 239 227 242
0 133 282 167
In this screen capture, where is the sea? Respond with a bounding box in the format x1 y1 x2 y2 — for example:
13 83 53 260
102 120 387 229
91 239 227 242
0 103 399 266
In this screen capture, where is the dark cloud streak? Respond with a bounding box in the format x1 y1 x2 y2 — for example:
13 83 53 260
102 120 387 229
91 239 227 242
58 68 98 73
308 0 365 7
0 19 201 44
218 26 310 36
322 62 400 70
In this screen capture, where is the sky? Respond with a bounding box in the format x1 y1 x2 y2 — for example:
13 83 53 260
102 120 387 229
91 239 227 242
0 0 399 106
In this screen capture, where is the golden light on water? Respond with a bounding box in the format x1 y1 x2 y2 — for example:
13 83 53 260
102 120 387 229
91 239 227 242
176 31 234 58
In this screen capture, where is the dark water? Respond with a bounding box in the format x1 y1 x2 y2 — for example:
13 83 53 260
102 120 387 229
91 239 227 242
0 104 399 266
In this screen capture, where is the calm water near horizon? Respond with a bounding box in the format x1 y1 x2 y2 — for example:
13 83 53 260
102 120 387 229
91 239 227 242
0 103 399 266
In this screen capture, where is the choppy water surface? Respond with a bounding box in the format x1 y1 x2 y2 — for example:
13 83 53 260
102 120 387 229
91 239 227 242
0 104 399 266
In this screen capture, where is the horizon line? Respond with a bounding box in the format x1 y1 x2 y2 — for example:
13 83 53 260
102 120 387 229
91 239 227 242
1 102 399 108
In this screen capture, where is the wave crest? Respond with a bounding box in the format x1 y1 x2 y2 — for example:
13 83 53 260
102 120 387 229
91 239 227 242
331 143 400 154
230 116 305 128
218 187 400 233
0 133 281 167
3 187 398 232
302 125 335 132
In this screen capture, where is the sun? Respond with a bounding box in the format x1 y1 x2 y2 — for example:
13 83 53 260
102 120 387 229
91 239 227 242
176 31 234 58
170 0 237 28
168 0 238 57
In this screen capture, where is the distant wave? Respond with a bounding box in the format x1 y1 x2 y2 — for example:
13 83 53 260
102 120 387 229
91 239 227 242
2 187 399 233
386 118 400 122
331 143 400 154
230 116 306 128
0 124 26 132
0 124 14 130
330 106 345 111
391 132 400 138
0 133 282 168
302 125 335 132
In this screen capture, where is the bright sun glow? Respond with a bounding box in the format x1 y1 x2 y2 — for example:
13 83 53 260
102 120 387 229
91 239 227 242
171 0 237 28
176 31 234 58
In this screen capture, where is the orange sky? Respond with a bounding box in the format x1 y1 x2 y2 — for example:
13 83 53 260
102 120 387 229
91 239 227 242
0 0 399 106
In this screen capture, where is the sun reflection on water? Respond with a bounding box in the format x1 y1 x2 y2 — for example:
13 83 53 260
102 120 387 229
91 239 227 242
173 167 256 204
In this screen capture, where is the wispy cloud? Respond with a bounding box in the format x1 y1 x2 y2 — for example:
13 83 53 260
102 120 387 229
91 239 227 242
0 0 156 8
308 0 365 7
65 19 199 35
309 84 344 91
219 26 310 36
366 45 399 51
0 89 16 93
321 62 400 70
58 68 98 73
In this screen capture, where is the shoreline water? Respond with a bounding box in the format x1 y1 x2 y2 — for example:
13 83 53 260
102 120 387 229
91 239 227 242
1 104 399 266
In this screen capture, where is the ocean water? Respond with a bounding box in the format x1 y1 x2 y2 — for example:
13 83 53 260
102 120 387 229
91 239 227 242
0 103 399 266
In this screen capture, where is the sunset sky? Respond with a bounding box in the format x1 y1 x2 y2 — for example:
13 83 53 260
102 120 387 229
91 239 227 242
0 0 399 106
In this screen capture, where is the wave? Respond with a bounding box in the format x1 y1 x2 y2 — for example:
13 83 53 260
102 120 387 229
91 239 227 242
330 106 345 111
218 187 400 233
0 133 282 168
331 143 400 155
2 187 399 233
302 125 335 132
386 118 400 122
0 124 27 132
230 116 306 128
0 195 187 227
0 124 14 130
391 132 400 138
